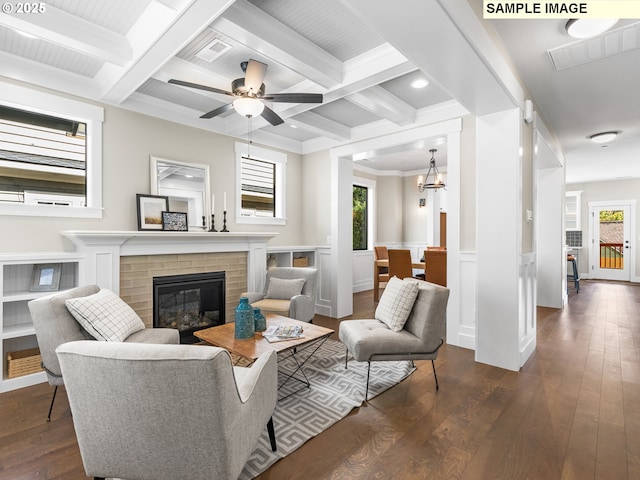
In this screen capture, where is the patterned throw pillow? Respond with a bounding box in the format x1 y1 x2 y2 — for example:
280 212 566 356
375 276 420 332
65 289 145 342
265 277 306 300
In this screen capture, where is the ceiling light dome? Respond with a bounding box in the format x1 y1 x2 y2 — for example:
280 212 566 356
590 131 619 144
565 19 618 38
233 97 264 117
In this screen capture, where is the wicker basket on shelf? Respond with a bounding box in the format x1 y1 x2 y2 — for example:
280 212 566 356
7 348 43 378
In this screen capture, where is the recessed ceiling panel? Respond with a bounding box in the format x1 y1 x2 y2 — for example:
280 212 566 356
260 123 320 142
312 99 381 128
47 0 152 34
248 0 385 61
0 26 102 78
380 71 452 109
139 78 227 113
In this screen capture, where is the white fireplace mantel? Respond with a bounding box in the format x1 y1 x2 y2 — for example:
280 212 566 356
61 230 278 293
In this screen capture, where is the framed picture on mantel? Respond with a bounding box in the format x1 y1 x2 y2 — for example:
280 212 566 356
137 194 169 231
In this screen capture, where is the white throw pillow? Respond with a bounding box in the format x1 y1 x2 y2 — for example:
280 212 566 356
375 276 419 332
65 289 145 342
265 277 306 300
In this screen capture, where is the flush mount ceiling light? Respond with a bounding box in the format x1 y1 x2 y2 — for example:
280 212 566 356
410 78 430 89
590 131 619 144
565 19 618 38
417 149 445 192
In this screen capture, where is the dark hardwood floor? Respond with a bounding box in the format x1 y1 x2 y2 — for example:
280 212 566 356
1 280 639 479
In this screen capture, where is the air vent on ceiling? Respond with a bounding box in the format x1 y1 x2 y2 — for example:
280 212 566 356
195 39 232 63
548 22 640 71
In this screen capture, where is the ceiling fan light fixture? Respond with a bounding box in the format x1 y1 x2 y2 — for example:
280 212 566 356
565 19 618 38
590 131 619 144
233 97 264 117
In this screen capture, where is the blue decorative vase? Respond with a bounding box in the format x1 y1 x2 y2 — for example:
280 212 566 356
254 307 267 332
235 297 255 339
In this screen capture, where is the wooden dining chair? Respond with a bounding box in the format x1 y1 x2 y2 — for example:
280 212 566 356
374 246 389 274
388 249 416 280
424 249 447 287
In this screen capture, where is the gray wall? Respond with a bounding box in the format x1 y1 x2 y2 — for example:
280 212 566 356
0 104 305 253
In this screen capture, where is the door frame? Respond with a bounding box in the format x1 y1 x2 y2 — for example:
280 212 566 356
588 200 636 282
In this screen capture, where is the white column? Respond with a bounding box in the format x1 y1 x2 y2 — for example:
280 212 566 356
475 108 523 371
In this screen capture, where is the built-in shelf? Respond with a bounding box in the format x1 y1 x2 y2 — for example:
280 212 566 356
0 253 84 392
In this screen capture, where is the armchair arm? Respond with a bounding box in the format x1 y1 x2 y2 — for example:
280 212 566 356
241 292 265 304
233 350 277 403
289 294 315 322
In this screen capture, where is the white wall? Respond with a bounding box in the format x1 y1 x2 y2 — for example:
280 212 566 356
568 178 640 279
0 103 305 252
301 149 332 246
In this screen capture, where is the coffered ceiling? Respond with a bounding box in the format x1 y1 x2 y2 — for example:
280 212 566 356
1 0 639 181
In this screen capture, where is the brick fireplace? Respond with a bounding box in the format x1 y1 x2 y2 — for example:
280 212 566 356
60 231 278 324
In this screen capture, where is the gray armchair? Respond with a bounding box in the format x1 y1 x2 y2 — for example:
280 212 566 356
339 278 449 400
28 285 179 421
242 267 317 323
56 341 277 480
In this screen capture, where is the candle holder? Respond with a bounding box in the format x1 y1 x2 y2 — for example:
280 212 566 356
208 214 218 232
202 215 206 230
221 210 229 232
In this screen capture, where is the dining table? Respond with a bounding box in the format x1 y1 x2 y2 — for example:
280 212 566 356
373 258 425 301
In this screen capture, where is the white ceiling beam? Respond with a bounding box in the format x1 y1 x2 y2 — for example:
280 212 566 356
341 0 516 115
0 50 101 100
0 4 132 66
101 0 235 104
288 111 352 141
346 86 416 126
212 0 343 88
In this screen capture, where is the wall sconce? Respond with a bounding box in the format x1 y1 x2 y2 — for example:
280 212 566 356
419 198 426 208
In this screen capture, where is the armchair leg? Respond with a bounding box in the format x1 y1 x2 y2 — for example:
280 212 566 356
344 347 348 369
47 385 58 422
267 417 277 452
365 361 371 401
431 360 439 391
94 477 105 480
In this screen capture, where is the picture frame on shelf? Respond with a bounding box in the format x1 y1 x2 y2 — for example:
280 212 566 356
161 211 188 231
136 194 169 231
30 263 62 292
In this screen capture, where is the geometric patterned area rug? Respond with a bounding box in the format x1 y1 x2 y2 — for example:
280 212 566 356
239 338 415 479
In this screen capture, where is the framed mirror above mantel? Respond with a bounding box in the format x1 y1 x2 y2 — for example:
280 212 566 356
149 155 211 230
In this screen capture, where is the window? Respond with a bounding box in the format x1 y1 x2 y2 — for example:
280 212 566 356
235 142 286 225
353 185 368 250
0 81 103 218
241 157 275 217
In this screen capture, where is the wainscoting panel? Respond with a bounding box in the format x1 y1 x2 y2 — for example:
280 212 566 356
353 250 373 293
316 247 333 317
449 251 476 350
519 252 537 367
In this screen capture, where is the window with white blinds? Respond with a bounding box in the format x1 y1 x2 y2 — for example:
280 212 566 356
235 142 286 225
241 157 275 217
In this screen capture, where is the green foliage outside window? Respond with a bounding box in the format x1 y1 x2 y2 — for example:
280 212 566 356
600 210 623 221
353 185 367 250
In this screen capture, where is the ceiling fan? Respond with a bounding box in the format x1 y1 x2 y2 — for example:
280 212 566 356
168 59 323 126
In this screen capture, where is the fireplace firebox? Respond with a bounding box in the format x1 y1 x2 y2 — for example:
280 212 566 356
153 272 225 344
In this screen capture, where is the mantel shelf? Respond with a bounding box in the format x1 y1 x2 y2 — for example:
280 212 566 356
61 231 279 256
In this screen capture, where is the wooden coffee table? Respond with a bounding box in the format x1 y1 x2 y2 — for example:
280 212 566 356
194 313 334 399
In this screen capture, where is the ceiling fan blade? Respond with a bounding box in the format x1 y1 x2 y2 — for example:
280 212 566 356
168 79 233 97
261 105 284 126
244 59 268 95
200 102 234 119
263 93 323 103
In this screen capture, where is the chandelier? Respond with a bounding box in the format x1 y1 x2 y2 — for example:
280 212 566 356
417 149 445 192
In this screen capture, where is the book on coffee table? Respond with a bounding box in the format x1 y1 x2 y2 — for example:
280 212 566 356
263 324 305 343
